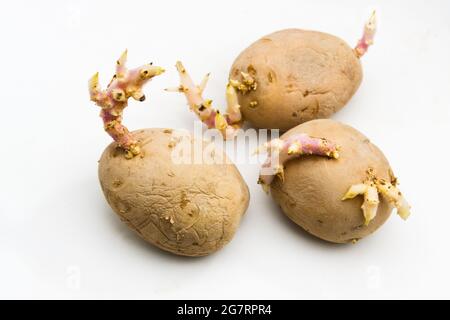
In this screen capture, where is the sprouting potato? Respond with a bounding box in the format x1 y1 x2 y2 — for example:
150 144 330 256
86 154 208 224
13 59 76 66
229 13 376 131
89 52 249 256
98 129 249 256
257 119 410 243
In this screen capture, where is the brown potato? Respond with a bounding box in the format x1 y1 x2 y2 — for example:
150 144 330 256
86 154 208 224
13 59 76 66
270 119 395 243
230 29 362 131
98 128 249 256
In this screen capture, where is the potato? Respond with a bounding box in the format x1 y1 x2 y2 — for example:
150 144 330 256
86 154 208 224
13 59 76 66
230 29 363 131
266 119 408 243
98 128 249 256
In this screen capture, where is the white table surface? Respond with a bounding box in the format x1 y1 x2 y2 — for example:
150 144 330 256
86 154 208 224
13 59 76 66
1 0 449 299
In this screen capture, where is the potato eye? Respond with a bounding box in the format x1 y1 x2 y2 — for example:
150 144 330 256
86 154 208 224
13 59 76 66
112 89 125 101
140 69 150 79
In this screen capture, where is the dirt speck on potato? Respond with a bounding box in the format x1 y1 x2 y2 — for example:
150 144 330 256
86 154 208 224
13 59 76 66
247 64 257 75
112 179 123 188
249 101 258 108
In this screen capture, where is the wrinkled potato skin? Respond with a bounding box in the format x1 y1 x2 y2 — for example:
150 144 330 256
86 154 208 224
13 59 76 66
99 129 249 256
230 29 362 131
270 120 393 243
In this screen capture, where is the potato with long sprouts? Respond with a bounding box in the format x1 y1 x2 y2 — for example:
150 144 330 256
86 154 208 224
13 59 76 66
259 119 410 243
89 52 250 256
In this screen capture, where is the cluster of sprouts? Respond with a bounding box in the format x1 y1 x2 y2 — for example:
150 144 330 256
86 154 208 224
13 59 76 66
342 168 410 225
89 50 164 158
166 62 246 140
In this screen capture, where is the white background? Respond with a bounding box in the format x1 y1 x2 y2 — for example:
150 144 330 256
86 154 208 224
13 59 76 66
1 0 449 299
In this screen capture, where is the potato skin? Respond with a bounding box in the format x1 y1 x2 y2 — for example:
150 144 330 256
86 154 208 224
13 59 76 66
270 119 393 243
98 128 249 256
230 29 362 131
